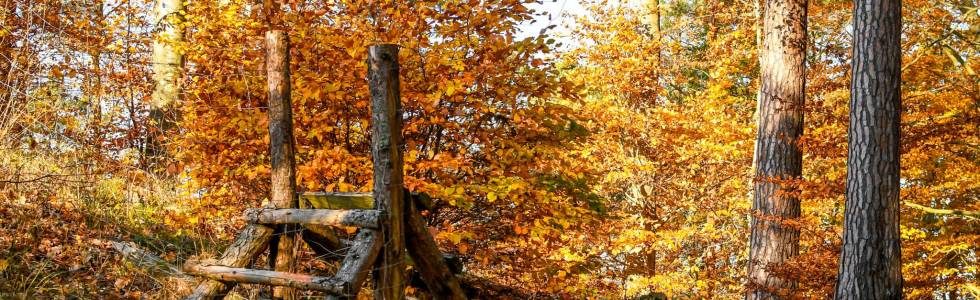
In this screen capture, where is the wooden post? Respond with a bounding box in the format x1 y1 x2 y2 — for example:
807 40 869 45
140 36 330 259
367 44 406 300
265 29 298 300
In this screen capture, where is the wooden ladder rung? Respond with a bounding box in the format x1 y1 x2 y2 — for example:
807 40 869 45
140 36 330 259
185 264 349 294
245 208 383 228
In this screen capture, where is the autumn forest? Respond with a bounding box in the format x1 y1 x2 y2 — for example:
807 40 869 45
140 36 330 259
0 0 977 299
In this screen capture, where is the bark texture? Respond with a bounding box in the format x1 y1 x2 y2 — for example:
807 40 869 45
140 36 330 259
747 0 806 298
265 30 298 300
835 0 903 298
367 44 406 300
245 208 383 229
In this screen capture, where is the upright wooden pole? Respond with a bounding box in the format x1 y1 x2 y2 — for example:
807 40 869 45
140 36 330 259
266 30 298 300
367 44 406 300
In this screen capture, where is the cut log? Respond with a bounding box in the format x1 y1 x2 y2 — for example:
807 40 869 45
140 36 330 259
185 224 275 300
404 196 467 300
326 229 383 300
245 208 383 229
185 263 346 294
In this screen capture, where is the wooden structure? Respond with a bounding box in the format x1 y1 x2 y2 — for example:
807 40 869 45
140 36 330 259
183 32 465 300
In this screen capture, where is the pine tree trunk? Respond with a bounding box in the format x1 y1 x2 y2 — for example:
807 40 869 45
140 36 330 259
146 0 183 172
834 0 903 298
747 0 806 298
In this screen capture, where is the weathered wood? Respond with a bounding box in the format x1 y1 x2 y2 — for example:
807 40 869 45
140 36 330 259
326 229 384 300
300 192 434 210
300 192 374 209
265 29 298 300
367 44 406 300
245 208 383 229
404 196 467 300
185 263 346 294
111 240 192 280
185 224 275 300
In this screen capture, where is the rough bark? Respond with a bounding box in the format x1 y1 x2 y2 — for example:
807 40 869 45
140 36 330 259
186 263 346 294
245 208 383 229
367 44 406 300
405 195 468 300
326 229 384 300
834 0 903 298
146 0 184 171
747 0 807 299
185 224 275 300
265 29 298 300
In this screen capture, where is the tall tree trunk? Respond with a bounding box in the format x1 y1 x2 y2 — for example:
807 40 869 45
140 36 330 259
146 0 183 173
834 0 903 298
368 44 406 300
747 0 806 299
264 30 298 300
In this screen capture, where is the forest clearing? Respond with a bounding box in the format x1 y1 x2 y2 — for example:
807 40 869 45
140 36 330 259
0 0 977 299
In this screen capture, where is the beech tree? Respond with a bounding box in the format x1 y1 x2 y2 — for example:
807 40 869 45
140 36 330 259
146 0 183 171
835 0 904 298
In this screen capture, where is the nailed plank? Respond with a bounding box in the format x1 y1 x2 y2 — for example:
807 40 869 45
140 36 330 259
185 264 346 294
245 208 383 228
300 192 434 211
326 229 383 300
300 192 374 209
185 224 275 299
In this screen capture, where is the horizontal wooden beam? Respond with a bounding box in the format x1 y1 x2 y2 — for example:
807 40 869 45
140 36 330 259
185 263 347 294
245 208 382 228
